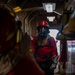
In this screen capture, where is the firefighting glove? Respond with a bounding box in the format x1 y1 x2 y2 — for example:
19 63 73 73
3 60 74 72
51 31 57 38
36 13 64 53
50 63 56 69
52 56 58 64
50 56 58 69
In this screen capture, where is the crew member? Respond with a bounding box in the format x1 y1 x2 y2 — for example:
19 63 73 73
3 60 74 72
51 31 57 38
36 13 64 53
0 4 45 75
32 20 58 75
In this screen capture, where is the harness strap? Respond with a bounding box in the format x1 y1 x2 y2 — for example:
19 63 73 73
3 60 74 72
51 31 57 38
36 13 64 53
34 37 53 60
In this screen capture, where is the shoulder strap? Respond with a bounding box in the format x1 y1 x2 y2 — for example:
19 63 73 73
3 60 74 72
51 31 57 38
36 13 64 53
47 37 53 48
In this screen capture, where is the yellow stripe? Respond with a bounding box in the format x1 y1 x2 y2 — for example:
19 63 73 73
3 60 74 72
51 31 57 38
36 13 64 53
10 12 15 16
6 31 16 41
16 30 20 43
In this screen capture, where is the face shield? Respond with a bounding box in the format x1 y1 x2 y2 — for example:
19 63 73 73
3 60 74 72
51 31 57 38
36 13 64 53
37 26 50 40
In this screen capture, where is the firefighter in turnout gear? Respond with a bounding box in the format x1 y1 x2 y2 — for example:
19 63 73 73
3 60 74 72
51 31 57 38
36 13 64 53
0 4 45 75
32 20 58 75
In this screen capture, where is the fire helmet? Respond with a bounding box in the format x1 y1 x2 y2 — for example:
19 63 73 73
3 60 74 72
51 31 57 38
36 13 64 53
0 4 22 54
37 20 50 40
37 20 50 30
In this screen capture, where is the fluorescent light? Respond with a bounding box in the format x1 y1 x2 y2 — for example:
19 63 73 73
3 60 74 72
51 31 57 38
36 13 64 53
46 4 53 12
43 3 56 12
47 16 55 22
